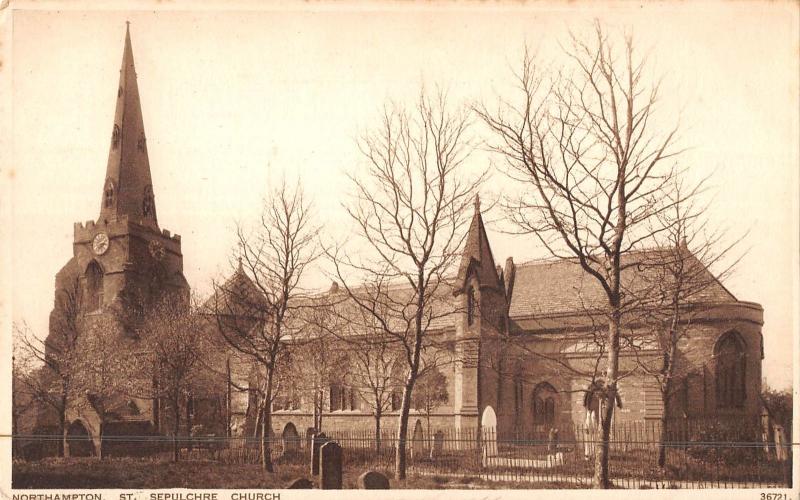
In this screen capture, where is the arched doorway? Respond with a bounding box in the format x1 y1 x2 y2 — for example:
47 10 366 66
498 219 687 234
67 420 94 457
282 422 300 454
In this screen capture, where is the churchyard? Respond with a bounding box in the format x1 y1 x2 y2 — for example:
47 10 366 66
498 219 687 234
13 419 792 490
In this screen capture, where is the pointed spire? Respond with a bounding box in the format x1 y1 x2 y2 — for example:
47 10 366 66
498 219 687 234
454 192 501 294
99 23 158 229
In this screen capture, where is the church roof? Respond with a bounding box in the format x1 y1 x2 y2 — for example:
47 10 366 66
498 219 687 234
507 250 738 320
203 262 270 319
203 202 741 337
100 24 158 229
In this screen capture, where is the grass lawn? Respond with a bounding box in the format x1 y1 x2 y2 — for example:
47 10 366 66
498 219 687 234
12 458 567 490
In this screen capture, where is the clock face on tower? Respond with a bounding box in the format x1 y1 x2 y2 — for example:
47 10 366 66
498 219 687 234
92 232 110 255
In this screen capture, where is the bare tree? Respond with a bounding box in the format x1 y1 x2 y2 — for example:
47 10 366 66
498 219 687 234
477 24 686 487
330 88 484 480
632 181 742 468
351 336 399 454
287 297 351 432
71 313 134 460
412 366 449 455
138 294 207 462
13 275 85 457
12 333 39 458
209 180 319 472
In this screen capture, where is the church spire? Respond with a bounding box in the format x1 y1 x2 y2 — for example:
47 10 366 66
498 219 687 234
99 23 158 229
454 193 501 294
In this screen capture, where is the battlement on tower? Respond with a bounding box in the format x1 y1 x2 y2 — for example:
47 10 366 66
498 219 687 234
74 216 182 244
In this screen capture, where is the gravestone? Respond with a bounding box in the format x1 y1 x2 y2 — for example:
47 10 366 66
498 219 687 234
310 432 328 476
411 420 424 460
547 428 559 453
774 425 788 461
358 470 390 489
480 405 498 457
282 423 300 454
287 478 313 489
431 430 444 459
305 428 316 450
319 441 343 489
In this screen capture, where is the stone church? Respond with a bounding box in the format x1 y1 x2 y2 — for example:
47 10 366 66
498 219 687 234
41 25 190 454
38 27 765 455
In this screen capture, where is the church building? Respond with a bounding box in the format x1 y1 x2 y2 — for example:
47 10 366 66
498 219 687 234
36 26 765 456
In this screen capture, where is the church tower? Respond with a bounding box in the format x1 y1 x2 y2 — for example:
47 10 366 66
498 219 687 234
43 25 189 453
71 23 189 323
451 196 508 431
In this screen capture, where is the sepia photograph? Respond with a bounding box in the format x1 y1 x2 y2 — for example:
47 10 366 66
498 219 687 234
3 0 798 495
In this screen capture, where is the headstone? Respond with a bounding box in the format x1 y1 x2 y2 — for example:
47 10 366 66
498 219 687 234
480 406 498 457
282 423 300 454
287 478 313 489
774 425 788 461
310 432 328 476
319 441 343 490
305 428 316 450
431 430 444 459
358 470 390 489
411 420 424 460
547 428 559 453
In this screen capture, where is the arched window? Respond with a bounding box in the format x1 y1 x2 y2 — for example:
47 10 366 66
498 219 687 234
104 181 115 208
329 384 342 411
85 261 104 312
142 185 155 218
467 286 476 325
112 124 121 148
532 382 557 426
349 387 358 411
714 331 746 409
329 384 358 411
390 390 402 411
513 375 524 414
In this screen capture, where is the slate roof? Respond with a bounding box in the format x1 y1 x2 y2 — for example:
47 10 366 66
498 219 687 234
206 245 739 336
507 250 737 320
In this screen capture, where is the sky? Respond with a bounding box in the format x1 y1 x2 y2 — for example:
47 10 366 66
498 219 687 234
4 1 799 390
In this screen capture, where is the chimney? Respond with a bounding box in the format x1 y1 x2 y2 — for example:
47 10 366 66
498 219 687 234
504 257 516 299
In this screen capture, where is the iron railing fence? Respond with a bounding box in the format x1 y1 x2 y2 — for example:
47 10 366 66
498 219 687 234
12 418 792 489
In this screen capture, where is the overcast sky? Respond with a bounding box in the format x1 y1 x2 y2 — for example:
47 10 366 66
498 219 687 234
6 2 798 390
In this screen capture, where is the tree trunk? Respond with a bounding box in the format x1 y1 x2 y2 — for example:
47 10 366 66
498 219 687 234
226 359 232 437
186 393 194 452
59 392 67 458
260 364 275 473
374 412 382 454
658 402 669 468
62 423 70 459
426 412 432 459
659 304 680 468
593 311 620 489
395 378 416 480
97 421 104 460
173 394 181 462
314 388 323 432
